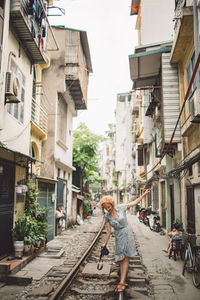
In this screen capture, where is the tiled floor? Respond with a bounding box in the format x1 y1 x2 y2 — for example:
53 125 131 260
0 255 30 271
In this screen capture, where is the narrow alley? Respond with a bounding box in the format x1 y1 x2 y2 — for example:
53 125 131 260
0 0 200 299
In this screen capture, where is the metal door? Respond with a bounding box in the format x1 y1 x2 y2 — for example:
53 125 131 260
0 161 15 259
147 188 151 207
161 181 166 229
57 178 64 209
170 184 175 230
187 186 195 234
153 184 159 210
37 182 55 242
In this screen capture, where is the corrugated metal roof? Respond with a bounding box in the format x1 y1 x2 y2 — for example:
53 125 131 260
129 46 172 59
162 53 181 143
129 45 172 88
0 145 37 166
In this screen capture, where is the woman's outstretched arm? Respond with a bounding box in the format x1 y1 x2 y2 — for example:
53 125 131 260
127 188 151 209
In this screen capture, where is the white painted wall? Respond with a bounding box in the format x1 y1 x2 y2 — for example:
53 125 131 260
141 0 174 45
0 0 10 130
1 30 33 155
115 93 135 202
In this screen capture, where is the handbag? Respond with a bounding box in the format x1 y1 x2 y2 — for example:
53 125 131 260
97 246 109 270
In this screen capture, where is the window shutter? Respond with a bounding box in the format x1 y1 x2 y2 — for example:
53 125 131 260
138 148 143 166
57 178 64 208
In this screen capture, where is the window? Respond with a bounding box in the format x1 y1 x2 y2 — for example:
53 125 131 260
7 59 25 123
198 161 200 174
0 1 4 69
146 150 150 165
32 66 36 99
187 52 198 113
137 147 143 166
57 96 67 144
188 165 193 177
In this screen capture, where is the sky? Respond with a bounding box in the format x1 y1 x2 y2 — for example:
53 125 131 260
49 0 138 136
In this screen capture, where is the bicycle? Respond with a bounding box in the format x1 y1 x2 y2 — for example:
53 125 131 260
182 233 200 288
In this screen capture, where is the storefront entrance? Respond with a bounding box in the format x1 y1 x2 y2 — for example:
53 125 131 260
187 185 195 234
37 181 55 242
0 160 15 259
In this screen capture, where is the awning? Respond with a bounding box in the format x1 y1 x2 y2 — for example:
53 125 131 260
0 145 37 167
130 0 140 16
129 46 172 89
36 176 58 184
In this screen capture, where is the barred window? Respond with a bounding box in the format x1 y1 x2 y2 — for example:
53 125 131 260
7 59 25 123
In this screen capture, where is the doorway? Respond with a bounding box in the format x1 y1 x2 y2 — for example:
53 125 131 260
170 184 175 230
0 161 15 259
161 181 166 229
37 181 55 242
186 186 195 234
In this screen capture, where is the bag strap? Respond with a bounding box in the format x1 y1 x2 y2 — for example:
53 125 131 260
97 257 103 270
97 251 104 270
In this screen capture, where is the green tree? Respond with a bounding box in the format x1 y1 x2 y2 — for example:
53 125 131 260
73 123 104 194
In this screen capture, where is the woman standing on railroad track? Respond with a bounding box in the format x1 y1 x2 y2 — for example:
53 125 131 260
100 189 151 293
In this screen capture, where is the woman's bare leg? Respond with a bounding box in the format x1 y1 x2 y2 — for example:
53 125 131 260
119 257 129 284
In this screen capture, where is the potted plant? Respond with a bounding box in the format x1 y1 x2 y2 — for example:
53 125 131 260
24 236 33 255
12 214 35 256
12 214 27 257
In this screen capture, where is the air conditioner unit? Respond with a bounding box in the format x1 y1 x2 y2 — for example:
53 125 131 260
5 72 21 103
190 89 200 123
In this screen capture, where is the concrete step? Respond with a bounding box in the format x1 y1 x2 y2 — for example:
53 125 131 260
71 286 114 295
127 278 146 287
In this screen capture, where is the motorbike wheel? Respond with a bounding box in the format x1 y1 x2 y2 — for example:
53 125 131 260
156 225 161 232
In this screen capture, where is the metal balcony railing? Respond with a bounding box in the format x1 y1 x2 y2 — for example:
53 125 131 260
175 0 187 15
10 0 47 63
31 98 48 135
174 0 193 30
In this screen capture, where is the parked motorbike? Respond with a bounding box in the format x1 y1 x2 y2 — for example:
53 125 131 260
138 208 145 223
148 211 161 232
142 208 152 226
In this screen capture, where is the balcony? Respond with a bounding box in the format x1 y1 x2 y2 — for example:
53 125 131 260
31 98 48 140
64 28 93 110
170 0 193 63
129 43 171 89
10 0 47 64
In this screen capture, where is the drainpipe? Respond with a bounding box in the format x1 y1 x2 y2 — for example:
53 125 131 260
193 0 200 88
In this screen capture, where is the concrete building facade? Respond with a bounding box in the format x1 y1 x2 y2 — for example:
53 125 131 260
0 0 51 258
41 26 92 229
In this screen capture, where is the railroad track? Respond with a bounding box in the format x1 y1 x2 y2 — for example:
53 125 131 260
16 221 152 300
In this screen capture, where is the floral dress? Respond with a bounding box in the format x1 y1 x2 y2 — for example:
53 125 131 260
105 204 137 262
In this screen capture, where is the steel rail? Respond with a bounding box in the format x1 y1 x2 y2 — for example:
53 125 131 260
49 219 105 300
